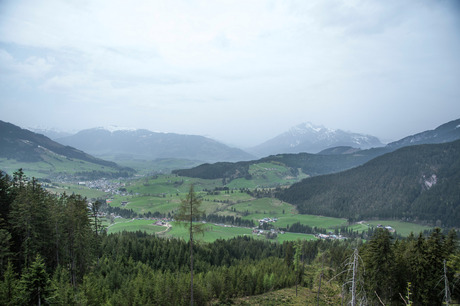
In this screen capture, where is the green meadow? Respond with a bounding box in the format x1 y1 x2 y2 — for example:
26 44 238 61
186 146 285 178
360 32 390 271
52 172 434 241
107 219 166 235
107 219 319 243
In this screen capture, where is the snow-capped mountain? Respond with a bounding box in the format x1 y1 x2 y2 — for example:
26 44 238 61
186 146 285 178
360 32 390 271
248 122 384 157
56 127 255 163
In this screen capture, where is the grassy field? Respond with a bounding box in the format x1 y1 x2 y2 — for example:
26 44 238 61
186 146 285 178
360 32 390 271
0 154 122 179
107 219 166 235
365 220 432 236
225 162 309 189
227 285 342 305
94 157 203 175
162 222 254 243
106 219 318 243
45 183 107 198
32 171 435 241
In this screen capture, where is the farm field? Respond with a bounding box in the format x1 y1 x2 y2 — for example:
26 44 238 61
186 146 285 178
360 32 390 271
45 183 107 198
106 219 318 243
77 173 434 240
107 219 166 235
365 220 432 236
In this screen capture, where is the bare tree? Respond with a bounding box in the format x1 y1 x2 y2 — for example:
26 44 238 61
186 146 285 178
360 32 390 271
175 184 205 306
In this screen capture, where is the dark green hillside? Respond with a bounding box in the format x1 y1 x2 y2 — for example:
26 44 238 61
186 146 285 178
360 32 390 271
277 140 460 227
172 148 387 180
0 120 118 167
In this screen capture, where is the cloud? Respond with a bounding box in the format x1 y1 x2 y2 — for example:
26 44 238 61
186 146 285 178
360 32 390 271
0 49 54 79
0 0 459 146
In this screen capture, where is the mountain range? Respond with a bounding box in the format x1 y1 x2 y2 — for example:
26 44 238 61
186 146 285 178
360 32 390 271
173 118 460 180
56 127 255 163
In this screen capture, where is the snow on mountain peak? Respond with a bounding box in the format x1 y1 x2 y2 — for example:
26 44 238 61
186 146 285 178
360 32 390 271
98 125 137 133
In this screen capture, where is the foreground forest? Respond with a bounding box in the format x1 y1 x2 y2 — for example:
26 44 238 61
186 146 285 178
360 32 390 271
1 171 460 305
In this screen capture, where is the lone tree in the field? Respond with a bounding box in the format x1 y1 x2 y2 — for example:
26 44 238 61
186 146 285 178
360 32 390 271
176 184 205 306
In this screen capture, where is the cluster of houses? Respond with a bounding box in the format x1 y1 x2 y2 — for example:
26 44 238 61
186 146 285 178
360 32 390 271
80 179 128 195
258 217 278 225
316 233 347 240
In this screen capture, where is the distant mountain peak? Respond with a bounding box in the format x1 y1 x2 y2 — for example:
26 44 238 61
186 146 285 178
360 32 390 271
97 126 138 133
249 122 383 157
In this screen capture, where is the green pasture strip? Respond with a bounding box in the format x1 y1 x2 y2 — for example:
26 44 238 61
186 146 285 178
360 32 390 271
346 223 370 233
104 158 203 175
365 220 433 236
243 213 348 230
203 191 254 203
164 222 253 243
46 183 107 198
0 159 54 178
274 232 318 243
232 198 294 215
125 175 222 195
107 219 166 234
226 178 259 189
110 195 181 214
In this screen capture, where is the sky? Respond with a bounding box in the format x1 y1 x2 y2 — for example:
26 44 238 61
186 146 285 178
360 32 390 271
0 0 459 148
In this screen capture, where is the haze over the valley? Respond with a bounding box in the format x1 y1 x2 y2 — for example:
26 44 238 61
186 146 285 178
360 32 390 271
1 0 459 147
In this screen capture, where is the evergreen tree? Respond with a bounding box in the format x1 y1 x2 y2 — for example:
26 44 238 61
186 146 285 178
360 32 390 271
362 228 396 304
175 184 205 306
19 254 52 305
0 260 20 305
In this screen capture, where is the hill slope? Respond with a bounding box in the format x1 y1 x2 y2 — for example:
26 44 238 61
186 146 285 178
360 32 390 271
387 118 460 149
0 120 131 177
276 140 460 227
172 147 386 182
57 127 255 163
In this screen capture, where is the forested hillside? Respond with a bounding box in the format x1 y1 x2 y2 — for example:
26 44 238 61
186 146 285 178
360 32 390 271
0 170 459 305
277 140 460 227
172 148 386 181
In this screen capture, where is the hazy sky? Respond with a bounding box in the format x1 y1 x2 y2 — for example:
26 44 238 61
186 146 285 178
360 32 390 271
1 0 459 147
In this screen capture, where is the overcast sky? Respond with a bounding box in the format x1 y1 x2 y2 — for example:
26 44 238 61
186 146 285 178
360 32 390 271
1 0 459 147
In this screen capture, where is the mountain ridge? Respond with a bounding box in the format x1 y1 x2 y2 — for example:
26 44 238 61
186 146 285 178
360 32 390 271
56 127 255 163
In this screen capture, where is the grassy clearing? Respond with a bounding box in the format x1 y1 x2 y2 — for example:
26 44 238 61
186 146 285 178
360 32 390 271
107 219 166 235
0 153 123 179
45 183 107 198
366 220 433 236
161 222 253 243
107 219 317 243
274 232 318 243
227 283 341 305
